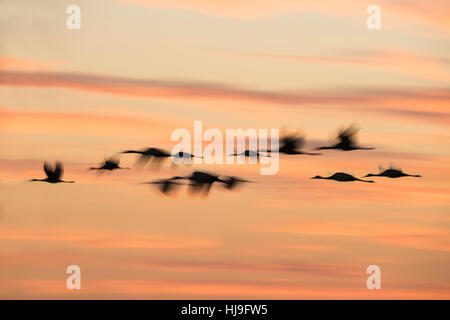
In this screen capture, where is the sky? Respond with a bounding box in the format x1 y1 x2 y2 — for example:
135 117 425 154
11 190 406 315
0 0 449 299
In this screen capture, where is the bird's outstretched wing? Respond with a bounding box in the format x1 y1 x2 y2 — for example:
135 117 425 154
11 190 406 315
150 148 171 157
389 163 402 171
147 179 183 194
43 162 54 179
337 123 359 145
280 130 305 152
54 161 64 179
106 156 120 167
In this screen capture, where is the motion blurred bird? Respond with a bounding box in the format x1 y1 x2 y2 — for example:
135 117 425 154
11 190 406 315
147 171 252 196
229 150 270 163
316 123 374 151
121 147 171 168
172 171 227 195
29 161 75 183
220 176 253 190
89 157 129 171
171 151 203 165
311 172 374 183
364 165 421 178
278 130 321 155
230 150 269 157
143 178 184 195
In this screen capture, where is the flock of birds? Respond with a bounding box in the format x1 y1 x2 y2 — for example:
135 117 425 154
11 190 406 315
29 123 421 196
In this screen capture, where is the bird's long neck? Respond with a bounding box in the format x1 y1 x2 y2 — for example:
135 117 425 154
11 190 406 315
123 150 142 154
357 147 375 150
305 152 321 155
30 178 46 182
366 173 379 177
316 146 334 150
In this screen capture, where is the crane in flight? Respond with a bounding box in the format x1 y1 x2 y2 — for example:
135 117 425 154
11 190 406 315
29 161 75 183
316 123 374 151
364 165 421 178
311 172 374 183
89 157 129 171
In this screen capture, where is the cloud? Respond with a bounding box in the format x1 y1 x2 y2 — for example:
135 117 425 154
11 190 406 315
222 49 450 82
0 226 220 250
0 57 66 72
0 109 177 138
2 277 449 299
1 70 449 125
254 220 450 252
106 0 450 32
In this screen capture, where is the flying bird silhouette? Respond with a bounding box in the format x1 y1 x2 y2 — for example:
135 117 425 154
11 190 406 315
143 178 184 195
311 172 374 183
29 161 75 183
220 176 254 190
278 130 321 155
146 171 252 196
364 165 421 178
89 157 129 171
171 151 203 165
230 150 270 157
121 147 171 168
229 150 270 163
173 171 227 195
316 123 374 151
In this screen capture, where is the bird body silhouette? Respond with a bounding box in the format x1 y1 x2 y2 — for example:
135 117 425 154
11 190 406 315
30 161 74 183
144 178 184 194
90 157 129 171
122 147 171 167
221 176 253 190
316 124 374 151
311 172 374 183
171 151 203 165
275 131 320 155
230 150 270 157
364 168 421 178
146 171 252 195
172 151 202 159
172 171 225 194
122 147 171 157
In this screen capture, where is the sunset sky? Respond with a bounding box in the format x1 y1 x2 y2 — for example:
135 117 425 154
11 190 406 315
0 0 449 299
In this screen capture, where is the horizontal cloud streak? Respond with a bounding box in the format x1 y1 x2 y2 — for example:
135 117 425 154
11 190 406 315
107 0 450 32
255 220 450 252
0 226 220 250
224 49 450 82
1 71 449 125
